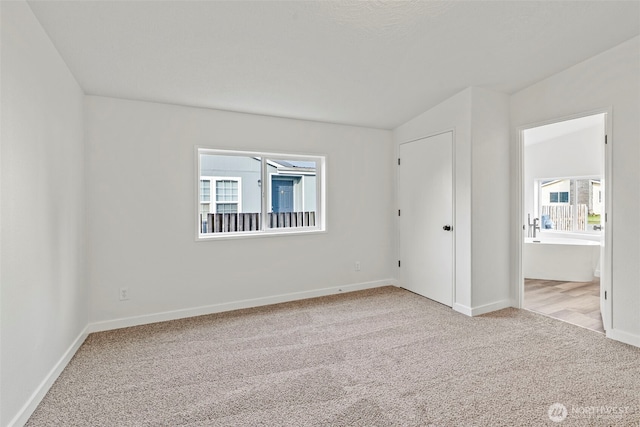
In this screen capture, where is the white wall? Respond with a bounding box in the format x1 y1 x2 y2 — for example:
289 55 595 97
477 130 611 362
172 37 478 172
469 88 511 309
524 124 603 225
510 36 640 346
0 2 87 426
85 96 394 327
392 87 511 314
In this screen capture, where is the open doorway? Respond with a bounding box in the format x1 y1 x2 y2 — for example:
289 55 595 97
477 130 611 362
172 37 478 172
520 112 609 333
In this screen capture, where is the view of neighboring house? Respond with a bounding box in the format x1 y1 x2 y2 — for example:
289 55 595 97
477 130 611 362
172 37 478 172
540 178 601 213
540 179 571 205
199 154 317 231
539 178 601 231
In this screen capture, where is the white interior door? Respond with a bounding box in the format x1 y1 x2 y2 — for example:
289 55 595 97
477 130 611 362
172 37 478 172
399 132 453 306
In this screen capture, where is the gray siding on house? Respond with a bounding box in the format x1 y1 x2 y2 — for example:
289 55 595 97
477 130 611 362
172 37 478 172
303 175 316 212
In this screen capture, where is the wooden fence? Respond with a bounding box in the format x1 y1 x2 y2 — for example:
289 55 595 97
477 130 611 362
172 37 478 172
201 211 316 233
541 204 588 231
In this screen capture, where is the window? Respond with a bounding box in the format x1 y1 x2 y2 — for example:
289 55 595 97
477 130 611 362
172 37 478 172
549 191 569 203
200 177 241 226
536 177 601 233
197 148 325 238
215 179 239 213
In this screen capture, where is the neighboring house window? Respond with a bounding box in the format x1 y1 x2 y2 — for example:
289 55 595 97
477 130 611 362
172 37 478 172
215 179 240 213
200 179 211 223
200 177 241 221
549 191 569 203
197 148 325 238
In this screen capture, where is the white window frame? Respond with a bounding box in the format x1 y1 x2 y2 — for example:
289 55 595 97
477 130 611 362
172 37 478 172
535 175 601 235
200 176 242 214
196 147 326 240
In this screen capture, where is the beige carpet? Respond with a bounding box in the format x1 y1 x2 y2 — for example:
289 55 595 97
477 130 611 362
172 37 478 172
27 286 640 426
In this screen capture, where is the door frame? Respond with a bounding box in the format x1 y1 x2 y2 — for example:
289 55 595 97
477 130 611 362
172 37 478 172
515 108 613 331
397 129 456 307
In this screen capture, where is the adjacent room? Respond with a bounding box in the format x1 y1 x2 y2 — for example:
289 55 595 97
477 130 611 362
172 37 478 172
522 114 606 333
2 1 639 426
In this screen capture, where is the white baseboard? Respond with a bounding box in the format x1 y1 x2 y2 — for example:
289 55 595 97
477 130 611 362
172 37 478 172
8 327 89 427
469 299 512 316
606 328 640 348
88 279 396 333
453 303 473 316
454 299 512 317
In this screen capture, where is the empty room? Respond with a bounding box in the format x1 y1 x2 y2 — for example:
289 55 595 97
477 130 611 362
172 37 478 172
2 1 640 426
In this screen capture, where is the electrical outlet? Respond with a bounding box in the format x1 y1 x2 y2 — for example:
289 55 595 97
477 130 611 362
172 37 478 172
119 287 129 301
355 261 361 271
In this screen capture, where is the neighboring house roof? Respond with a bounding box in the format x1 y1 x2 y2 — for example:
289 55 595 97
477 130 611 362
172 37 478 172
541 179 565 187
265 159 316 175
277 160 316 168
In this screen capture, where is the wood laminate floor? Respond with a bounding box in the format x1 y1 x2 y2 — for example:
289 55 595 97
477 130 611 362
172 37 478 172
524 278 604 333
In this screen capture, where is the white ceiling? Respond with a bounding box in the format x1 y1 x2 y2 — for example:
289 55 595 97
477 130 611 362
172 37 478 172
27 1 640 130
523 113 604 146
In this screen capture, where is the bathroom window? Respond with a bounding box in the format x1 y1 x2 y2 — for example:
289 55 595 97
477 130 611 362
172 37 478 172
536 177 601 233
197 148 326 239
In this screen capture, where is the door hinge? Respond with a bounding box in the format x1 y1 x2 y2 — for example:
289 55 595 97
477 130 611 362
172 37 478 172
605 135 608 144
398 260 401 267
604 290 607 300
605 213 608 222
398 209 401 216
398 158 401 166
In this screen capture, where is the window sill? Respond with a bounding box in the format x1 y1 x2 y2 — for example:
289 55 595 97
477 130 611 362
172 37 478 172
196 227 327 242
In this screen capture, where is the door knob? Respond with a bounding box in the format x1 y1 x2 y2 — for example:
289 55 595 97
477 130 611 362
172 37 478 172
443 225 452 231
